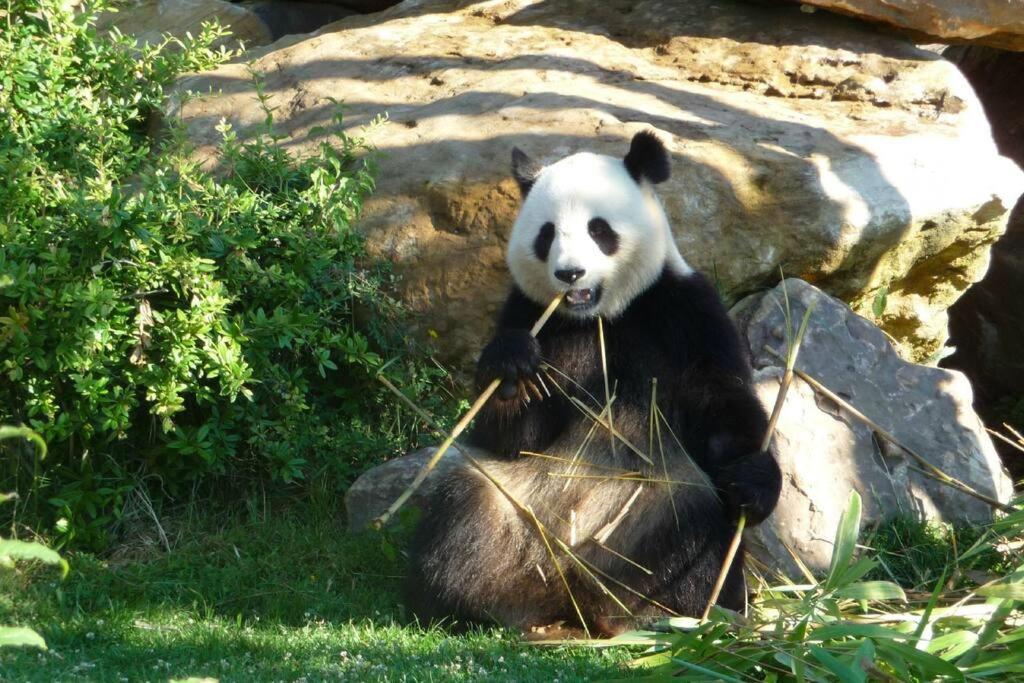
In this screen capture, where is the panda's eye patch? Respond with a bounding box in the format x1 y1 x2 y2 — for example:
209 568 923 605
588 217 619 255
534 222 555 261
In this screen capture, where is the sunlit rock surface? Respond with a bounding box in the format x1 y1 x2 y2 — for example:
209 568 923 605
170 0 1024 367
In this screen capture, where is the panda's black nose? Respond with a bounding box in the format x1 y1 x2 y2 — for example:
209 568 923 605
555 268 586 284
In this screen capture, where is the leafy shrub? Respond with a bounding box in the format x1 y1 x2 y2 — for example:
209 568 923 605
0 0 454 547
0 427 66 650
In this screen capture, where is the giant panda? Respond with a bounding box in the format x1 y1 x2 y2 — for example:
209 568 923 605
406 131 782 637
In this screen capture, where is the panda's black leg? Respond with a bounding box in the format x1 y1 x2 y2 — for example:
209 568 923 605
406 466 568 632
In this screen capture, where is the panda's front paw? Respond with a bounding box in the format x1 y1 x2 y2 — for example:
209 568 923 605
477 329 545 402
718 453 782 527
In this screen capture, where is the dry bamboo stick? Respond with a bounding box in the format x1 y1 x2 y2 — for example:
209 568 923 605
701 513 747 621
988 427 1024 454
598 317 616 456
546 472 710 487
376 360 639 635
594 485 644 544
764 346 1014 514
1003 422 1024 444
524 504 591 636
702 290 813 621
371 294 563 528
520 450 637 476
568 396 654 465
590 539 655 576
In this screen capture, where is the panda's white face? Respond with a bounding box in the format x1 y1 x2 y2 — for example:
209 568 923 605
507 137 691 320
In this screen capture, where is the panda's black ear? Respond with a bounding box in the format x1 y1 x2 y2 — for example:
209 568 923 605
511 147 543 197
623 131 670 185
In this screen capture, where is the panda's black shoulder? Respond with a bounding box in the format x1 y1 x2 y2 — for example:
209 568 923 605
630 267 751 373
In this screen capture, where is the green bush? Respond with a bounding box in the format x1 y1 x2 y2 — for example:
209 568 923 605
0 0 454 547
0 427 66 651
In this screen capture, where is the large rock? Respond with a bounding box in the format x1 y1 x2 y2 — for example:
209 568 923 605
348 280 1013 577
796 1 1024 52
170 0 1024 367
98 0 272 51
345 445 468 531
735 279 1013 573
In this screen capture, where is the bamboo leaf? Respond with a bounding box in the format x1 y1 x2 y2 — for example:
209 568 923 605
876 641 965 681
976 582 1024 600
0 426 47 460
825 491 862 590
925 631 978 661
809 646 865 683
810 623 910 642
834 581 907 602
0 626 46 649
0 539 62 566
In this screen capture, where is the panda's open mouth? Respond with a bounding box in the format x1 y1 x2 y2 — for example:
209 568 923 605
564 285 602 309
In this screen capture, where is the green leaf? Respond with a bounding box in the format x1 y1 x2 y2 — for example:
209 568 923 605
925 631 978 661
810 623 910 642
876 641 965 681
0 426 47 460
809 646 865 683
0 539 63 566
871 286 888 319
825 491 862 590
976 582 1024 600
0 626 47 649
834 581 907 602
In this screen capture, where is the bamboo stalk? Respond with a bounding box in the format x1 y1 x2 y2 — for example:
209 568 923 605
988 427 1024 454
520 450 637 476
764 346 1014 514
371 294 563 528
376 359 639 635
1003 422 1024 444
702 288 814 622
762 296 817 452
524 504 591 637
568 396 654 465
652 380 680 529
594 485 644 544
590 538 655 576
598 317 615 456
701 512 746 621
546 472 710 487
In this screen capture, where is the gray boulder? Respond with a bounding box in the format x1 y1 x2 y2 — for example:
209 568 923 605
735 278 1013 574
345 445 471 531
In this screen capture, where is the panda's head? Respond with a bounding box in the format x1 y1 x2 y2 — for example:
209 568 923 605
507 131 691 320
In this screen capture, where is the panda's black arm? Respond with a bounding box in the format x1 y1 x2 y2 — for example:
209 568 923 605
464 288 569 459
654 272 782 524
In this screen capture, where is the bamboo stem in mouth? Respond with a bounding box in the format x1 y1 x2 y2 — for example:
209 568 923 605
371 293 563 529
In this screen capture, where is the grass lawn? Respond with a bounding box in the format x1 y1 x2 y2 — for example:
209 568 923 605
0 498 634 681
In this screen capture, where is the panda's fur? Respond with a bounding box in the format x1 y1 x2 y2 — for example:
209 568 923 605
406 132 782 636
